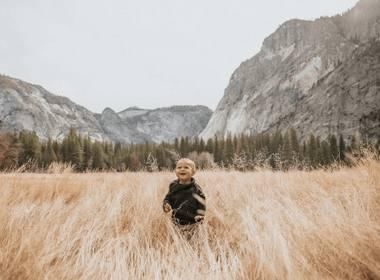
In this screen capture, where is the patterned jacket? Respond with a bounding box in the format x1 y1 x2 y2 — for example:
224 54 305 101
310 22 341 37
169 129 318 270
163 177 206 225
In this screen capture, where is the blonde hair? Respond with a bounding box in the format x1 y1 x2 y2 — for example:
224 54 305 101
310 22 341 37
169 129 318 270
176 158 196 174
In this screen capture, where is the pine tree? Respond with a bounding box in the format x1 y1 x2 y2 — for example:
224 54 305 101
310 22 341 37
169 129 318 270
82 136 92 170
233 135 238 153
315 136 322 165
19 131 41 166
61 138 70 162
376 138 380 154
92 143 105 170
206 138 214 154
241 133 249 155
281 130 292 169
224 133 234 166
64 128 83 170
0 133 20 169
127 152 141 171
320 140 331 165
219 135 225 164
330 135 339 161
339 135 346 161
71 140 83 170
143 141 151 160
155 146 166 170
235 134 243 154
213 135 221 164
52 140 61 161
42 138 57 166
270 131 283 154
174 138 179 152
350 135 358 152
193 136 200 153
307 134 317 168
301 142 307 162
179 137 186 157
113 142 124 171
199 138 205 153
288 128 299 164
184 137 190 156
248 134 257 161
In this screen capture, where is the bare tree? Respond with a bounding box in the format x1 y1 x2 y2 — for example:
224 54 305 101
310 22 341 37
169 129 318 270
187 151 216 170
145 152 159 172
232 152 249 171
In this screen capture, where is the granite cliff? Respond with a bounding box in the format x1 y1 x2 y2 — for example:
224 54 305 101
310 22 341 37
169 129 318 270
200 0 380 142
0 75 212 143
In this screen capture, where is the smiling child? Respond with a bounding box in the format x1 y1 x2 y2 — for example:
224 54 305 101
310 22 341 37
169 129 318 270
163 158 206 226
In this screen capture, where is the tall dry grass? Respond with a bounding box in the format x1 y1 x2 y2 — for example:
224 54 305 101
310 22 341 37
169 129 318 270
0 160 380 279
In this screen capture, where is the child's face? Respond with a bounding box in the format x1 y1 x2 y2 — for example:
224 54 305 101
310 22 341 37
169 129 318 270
175 162 193 183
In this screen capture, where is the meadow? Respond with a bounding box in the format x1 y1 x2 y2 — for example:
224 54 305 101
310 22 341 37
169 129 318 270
0 160 380 279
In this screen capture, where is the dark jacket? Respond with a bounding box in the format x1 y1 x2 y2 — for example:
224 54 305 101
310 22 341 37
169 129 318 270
163 178 206 225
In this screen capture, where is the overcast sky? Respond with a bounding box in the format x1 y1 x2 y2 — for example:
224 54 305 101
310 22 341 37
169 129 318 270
0 0 358 113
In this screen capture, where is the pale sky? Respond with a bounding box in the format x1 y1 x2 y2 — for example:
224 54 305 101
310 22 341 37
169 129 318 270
0 0 358 113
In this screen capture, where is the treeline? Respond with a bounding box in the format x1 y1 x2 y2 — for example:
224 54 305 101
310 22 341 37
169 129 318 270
0 128 379 172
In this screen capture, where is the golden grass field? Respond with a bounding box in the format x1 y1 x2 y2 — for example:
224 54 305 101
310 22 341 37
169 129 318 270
0 160 380 280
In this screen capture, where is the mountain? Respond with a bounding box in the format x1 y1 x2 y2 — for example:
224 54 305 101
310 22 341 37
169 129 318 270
200 0 380 142
0 75 106 141
99 105 212 143
0 75 212 143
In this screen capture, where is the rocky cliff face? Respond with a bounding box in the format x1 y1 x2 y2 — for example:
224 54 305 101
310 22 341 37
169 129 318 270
0 76 106 141
200 0 380 142
264 40 380 140
0 75 212 143
99 105 212 143
123 105 212 143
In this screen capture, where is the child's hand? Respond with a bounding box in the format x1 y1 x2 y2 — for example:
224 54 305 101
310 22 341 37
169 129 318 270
163 202 172 213
194 215 204 222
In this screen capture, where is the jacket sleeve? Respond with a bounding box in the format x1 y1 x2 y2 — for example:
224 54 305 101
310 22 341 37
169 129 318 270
194 185 206 212
163 184 174 210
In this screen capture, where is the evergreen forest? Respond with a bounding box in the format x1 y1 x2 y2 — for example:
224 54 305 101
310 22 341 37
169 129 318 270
0 128 378 172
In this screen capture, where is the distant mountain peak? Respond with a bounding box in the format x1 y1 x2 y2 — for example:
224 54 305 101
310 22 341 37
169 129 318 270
119 106 143 112
0 75 212 143
102 107 117 114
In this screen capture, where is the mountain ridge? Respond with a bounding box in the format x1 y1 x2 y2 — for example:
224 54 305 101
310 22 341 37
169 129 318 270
200 0 380 142
0 74 212 143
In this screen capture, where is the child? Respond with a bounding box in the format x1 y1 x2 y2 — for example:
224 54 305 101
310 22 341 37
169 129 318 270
163 158 206 226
